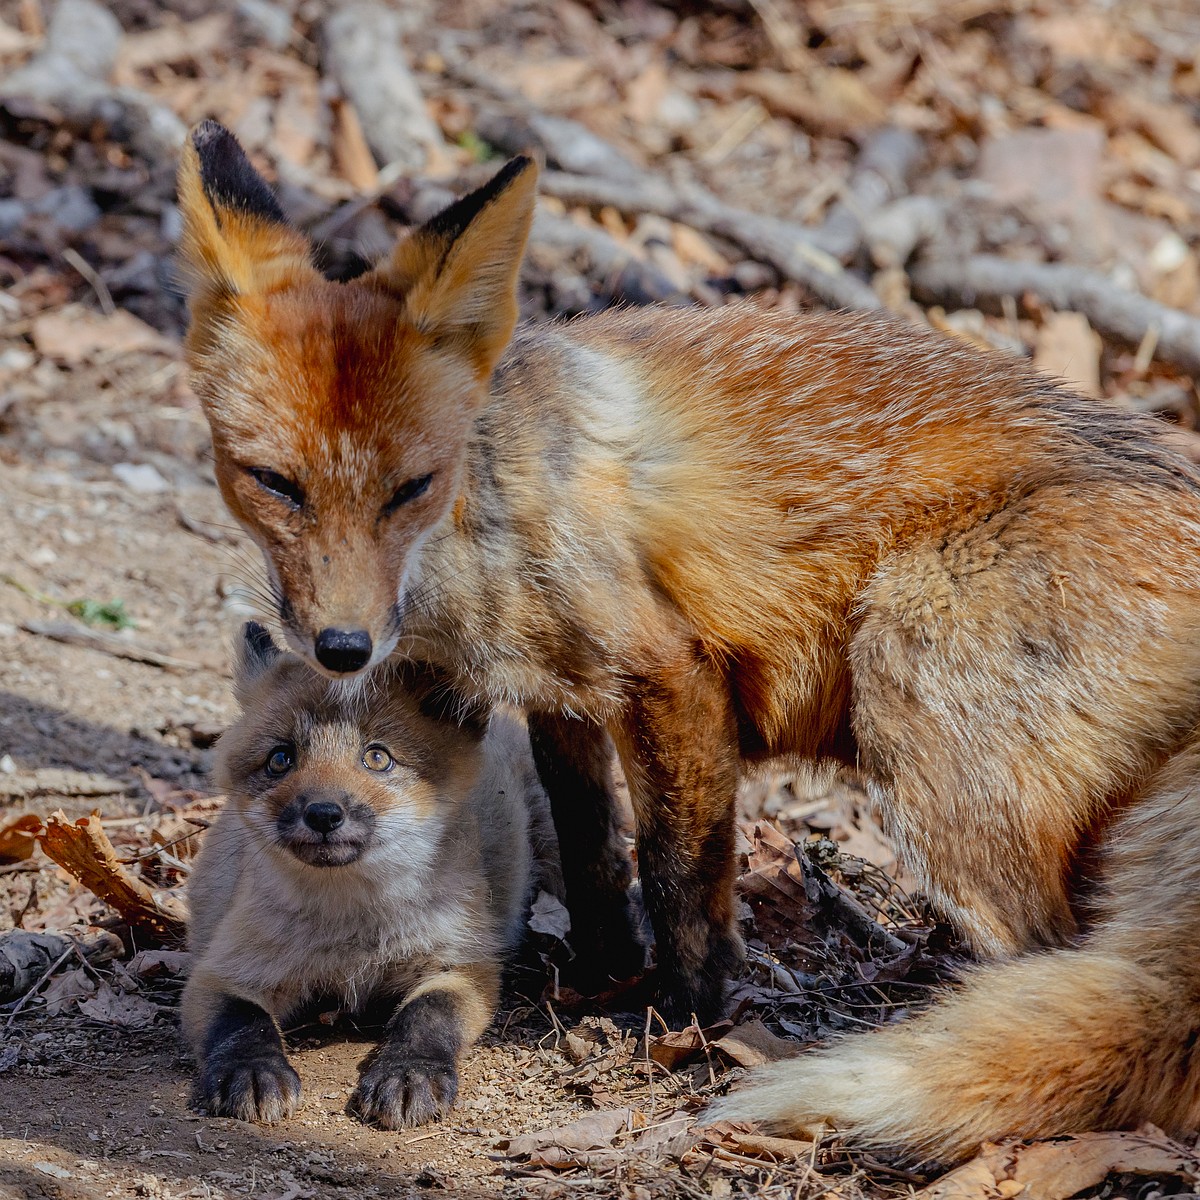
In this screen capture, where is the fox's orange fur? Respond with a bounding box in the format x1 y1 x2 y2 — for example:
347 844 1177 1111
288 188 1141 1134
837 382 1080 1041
178 122 1200 1160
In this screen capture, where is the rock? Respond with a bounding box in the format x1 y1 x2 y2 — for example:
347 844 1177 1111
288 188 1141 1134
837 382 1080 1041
236 0 294 49
33 185 101 233
320 3 444 171
2 0 185 162
112 462 170 494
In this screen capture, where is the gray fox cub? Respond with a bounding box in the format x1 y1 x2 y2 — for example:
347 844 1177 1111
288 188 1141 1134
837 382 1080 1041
182 622 553 1128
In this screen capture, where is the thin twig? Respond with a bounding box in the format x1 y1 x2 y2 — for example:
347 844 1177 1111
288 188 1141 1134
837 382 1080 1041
62 248 115 315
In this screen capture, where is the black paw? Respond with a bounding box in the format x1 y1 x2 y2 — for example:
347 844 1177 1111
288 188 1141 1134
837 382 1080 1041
562 895 647 994
654 927 744 1028
349 1055 459 1129
193 1047 302 1124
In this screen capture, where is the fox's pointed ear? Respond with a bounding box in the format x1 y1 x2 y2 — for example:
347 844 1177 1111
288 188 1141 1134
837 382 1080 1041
365 156 538 375
177 121 318 312
234 621 282 693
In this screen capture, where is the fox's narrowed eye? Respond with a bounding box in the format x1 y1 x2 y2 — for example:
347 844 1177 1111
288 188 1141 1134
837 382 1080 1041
249 467 305 510
362 744 395 773
265 744 295 776
382 473 433 514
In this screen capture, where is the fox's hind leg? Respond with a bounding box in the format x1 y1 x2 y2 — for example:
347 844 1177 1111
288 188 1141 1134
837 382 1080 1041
527 712 647 989
850 490 1200 955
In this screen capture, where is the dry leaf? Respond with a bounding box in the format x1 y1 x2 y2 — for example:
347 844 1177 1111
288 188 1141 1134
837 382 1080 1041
41 967 96 1016
127 949 192 980
917 1126 1200 1200
649 1020 733 1070
737 69 885 137
504 1108 642 1168
0 17 35 56
976 127 1105 222
0 813 41 864
1034 312 1102 398
509 57 595 106
671 224 731 275
38 811 187 944
32 307 174 366
1020 13 1133 66
330 95 379 191
114 13 231 77
272 79 323 169
712 1018 799 1068
740 821 812 909
703 1120 815 1162
528 889 571 940
78 981 161 1030
625 61 669 125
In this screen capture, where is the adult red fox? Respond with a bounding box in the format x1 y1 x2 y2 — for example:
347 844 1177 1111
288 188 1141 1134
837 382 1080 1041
178 120 1200 1159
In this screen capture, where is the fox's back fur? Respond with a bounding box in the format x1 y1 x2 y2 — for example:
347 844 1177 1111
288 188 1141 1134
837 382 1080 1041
177 128 1200 1161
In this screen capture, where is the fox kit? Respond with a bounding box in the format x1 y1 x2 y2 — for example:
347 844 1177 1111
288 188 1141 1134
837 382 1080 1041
183 622 551 1128
178 121 1200 1157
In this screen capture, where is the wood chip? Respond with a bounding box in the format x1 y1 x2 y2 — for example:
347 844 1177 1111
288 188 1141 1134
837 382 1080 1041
1034 311 1102 397
0 814 41 863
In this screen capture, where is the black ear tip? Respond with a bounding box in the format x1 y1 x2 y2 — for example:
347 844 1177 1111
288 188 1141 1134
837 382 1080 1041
242 621 278 660
422 154 537 243
495 155 536 188
191 119 232 152
190 119 288 226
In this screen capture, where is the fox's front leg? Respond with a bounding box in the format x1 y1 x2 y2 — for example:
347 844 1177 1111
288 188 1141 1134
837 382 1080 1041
349 965 497 1129
527 712 646 990
184 977 302 1123
611 652 744 1027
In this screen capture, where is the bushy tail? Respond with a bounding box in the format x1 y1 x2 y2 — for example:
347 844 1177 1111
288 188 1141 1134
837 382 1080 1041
709 946 1200 1161
711 737 1200 1162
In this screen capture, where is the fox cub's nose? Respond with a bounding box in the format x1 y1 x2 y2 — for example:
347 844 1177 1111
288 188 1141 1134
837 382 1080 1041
314 627 372 673
303 800 346 834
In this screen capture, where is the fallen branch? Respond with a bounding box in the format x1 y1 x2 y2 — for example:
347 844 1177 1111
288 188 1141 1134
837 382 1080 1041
0 767 129 801
38 811 187 945
20 619 201 673
815 127 925 263
910 255 1200 377
538 170 881 311
442 56 643 181
321 3 444 171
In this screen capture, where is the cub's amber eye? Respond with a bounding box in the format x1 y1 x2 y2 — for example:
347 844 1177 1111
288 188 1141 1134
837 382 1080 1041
265 745 294 776
362 745 394 773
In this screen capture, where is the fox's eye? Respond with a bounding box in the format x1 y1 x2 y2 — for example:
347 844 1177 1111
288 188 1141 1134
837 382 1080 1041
362 745 394 773
265 744 294 776
249 468 305 510
383 474 433 514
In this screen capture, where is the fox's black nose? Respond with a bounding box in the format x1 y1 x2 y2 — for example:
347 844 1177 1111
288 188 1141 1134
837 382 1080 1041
303 800 346 834
314 627 372 673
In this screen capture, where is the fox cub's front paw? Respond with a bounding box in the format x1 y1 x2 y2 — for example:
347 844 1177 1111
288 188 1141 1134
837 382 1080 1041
349 1054 459 1129
194 1045 302 1124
